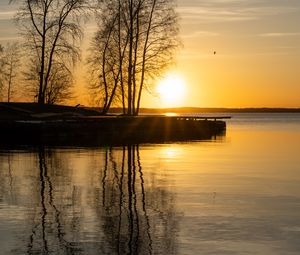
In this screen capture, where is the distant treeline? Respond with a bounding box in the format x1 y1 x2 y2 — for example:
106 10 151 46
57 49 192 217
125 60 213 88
1 103 300 119
106 107 300 114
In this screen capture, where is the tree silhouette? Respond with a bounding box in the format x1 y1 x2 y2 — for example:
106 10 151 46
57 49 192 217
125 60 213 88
0 42 21 102
88 0 179 115
13 0 91 104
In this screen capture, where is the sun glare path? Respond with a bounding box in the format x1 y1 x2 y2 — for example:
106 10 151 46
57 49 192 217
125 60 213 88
156 74 186 107
160 146 183 161
165 112 178 116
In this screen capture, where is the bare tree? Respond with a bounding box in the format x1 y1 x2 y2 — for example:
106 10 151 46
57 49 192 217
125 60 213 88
88 0 179 115
87 4 122 114
0 44 4 97
23 57 74 104
12 0 91 104
0 42 22 102
44 62 74 104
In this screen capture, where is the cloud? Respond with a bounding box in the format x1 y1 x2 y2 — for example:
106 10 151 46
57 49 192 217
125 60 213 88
0 36 21 42
178 7 256 23
0 11 16 20
182 31 219 39
260 33 300 37
177 1 299 23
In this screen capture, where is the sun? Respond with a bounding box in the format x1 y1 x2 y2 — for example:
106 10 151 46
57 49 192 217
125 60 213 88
156 74 186 107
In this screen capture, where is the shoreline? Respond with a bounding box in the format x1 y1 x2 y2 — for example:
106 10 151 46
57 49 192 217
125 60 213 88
0 103 228 146
1 102 300 116
0 115 227 147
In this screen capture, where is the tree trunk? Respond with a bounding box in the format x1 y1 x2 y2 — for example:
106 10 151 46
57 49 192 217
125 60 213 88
132 1 141 115
127 0 134 115
136 0 156 115
7 64 13 102
38 0 48 105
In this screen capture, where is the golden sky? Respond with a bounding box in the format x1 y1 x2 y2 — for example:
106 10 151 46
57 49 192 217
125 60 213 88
0 0 300 108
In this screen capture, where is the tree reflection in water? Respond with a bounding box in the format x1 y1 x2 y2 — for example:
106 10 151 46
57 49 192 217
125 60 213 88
18 145 180 255
101 146 155 254
27 147 82 254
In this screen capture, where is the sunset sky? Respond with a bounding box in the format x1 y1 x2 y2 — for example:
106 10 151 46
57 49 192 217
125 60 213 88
0 0 299 108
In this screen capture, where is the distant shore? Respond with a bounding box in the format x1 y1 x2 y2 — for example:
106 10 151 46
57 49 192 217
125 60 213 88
109 107 300 114
1 103 300 118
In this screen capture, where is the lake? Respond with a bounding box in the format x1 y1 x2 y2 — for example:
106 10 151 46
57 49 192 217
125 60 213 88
0 113 300 255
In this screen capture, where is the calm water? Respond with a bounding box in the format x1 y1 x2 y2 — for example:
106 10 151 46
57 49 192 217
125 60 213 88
1 113 300 255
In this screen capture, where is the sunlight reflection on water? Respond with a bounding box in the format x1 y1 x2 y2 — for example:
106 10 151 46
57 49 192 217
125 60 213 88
0 113 300 255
